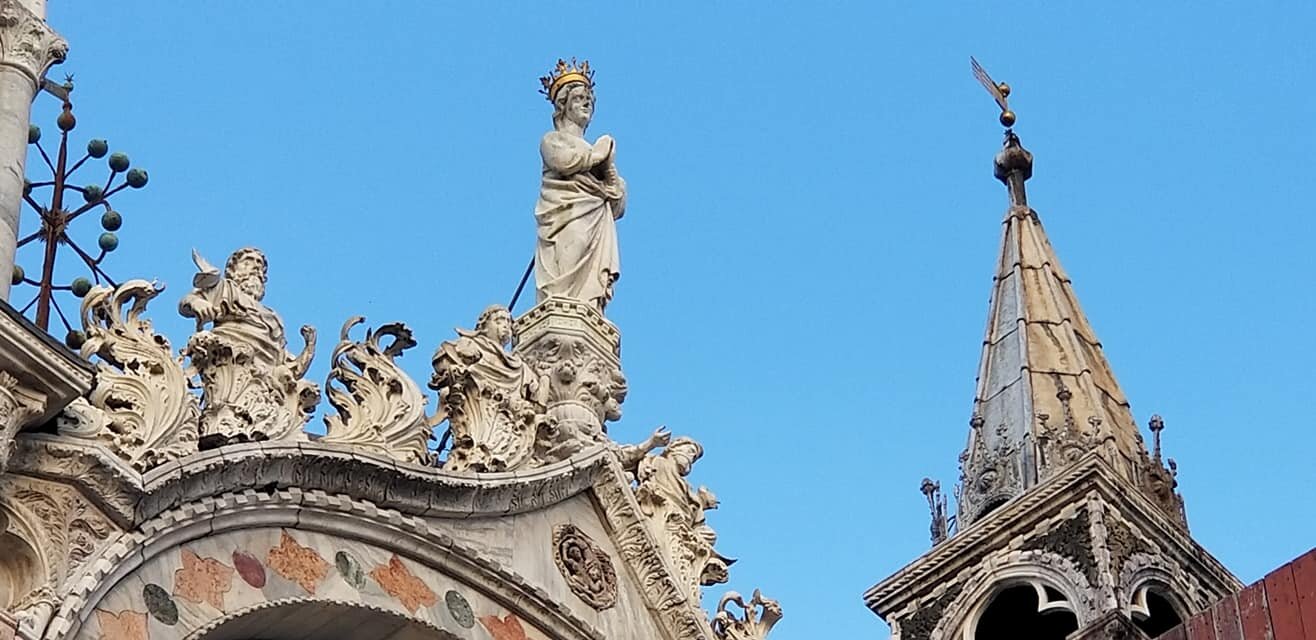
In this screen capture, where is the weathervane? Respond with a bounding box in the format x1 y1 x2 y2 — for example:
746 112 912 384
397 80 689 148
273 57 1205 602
970 57 1016 129
12 76 149 346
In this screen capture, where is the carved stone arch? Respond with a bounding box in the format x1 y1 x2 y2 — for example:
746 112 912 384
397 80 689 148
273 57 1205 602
1120 552 1201 628
933 550 1097 640
0 499 49 608
182 598 464 640
51 489 606 640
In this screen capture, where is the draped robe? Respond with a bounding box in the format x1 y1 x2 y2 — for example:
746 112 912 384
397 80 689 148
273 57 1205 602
534 130 626 307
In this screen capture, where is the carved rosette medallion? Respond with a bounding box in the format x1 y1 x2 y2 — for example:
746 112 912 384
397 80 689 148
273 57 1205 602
552 524 618 610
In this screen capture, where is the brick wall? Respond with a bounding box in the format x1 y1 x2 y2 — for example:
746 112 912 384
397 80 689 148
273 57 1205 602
1160 548 1316 639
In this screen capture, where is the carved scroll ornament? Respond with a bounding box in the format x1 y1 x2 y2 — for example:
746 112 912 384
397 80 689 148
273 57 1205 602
710 590 782 640
322 317 435 464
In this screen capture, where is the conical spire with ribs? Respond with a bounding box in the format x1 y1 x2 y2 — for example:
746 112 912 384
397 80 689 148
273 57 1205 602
954 131 1185 531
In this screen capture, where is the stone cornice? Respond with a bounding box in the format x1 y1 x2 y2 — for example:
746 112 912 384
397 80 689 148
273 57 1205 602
0 0 66 87
9 436 612 528
863 452 1239 616
0 300 93 425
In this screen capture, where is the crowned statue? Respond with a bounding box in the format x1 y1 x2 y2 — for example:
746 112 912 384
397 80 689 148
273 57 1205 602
535 59 627 312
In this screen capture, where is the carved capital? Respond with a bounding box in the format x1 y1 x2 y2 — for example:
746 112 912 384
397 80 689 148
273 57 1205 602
0 0 66 87
515 298 626 464
0 370 44 472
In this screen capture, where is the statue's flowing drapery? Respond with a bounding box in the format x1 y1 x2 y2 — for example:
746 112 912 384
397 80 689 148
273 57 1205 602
534 131 624 306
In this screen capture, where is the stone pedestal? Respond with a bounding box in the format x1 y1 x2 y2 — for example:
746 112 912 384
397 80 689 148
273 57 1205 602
515 297 626 463
0 299 91 472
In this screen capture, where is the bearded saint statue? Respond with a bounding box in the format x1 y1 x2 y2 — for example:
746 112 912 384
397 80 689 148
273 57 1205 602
534 59 626 311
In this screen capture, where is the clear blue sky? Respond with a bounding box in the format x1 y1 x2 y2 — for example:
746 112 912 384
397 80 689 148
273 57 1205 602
22 3 1314 638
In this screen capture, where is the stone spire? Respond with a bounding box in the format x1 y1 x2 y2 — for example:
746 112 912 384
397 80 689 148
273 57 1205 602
956 130 1184 530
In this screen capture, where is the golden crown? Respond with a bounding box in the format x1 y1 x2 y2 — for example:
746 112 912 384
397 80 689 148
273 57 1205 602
540 58 594 103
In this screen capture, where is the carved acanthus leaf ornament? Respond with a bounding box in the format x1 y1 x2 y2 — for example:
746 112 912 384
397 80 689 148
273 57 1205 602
0 370 43 472
322 317 434 463
0 0 66 86
67 281 199 470
710 590 782 640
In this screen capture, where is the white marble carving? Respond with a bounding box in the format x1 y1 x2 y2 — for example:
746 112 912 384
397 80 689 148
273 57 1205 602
0 0 67 85
322 317 435 464
179 248 318 446
0 370 42 472
430 305 544 472
69 281 199 470
619 430 733 601
711 590 782 640
535 59 626 311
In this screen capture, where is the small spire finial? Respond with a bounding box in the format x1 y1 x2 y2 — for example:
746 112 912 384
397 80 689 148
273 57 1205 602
974 58 1033 204
921 478 949 545
1149 414 1165 463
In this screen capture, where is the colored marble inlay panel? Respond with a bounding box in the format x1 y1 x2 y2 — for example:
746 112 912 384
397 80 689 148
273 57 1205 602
445 590 475 629
95 610 149 640
370 555 437 613
174 549 235 609
140 584 178 626
266 531 329 594
335 551 367 589
232 550 266 588
480 614 529 640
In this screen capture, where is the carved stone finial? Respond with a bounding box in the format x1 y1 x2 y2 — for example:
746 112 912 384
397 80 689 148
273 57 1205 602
430 304 543 472
322 317 434 464
921 478 949 545
711 590 782 640
178 248 318 447
0 0 67 88
1148 414 1165 463
66 280 199 470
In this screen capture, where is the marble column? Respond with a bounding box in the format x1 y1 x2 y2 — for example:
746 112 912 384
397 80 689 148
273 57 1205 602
0 0 65 301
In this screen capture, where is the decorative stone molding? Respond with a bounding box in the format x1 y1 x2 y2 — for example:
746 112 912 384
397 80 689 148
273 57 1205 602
179 248 318 447
48 488 605 640
71 281 199 471
0 476 118 639
957 414 1023 526
615 429 732 602
430 305 543 471
515 298 626 464
0 300 93 428
710 590 782 640
552 523 618 610
0 0 66 87
323 317 434 464
0 370 43 472
591 455 713 640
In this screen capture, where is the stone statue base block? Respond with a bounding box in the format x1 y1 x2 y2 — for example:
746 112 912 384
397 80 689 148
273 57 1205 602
514 297 620 366
514 297 626 463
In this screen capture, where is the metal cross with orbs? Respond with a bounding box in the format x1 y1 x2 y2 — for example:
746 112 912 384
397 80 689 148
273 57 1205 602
12 78 149 346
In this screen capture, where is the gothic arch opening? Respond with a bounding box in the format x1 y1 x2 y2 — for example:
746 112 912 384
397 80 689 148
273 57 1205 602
1130 584 1184 637
188 600 462 640
972 583 1078 640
